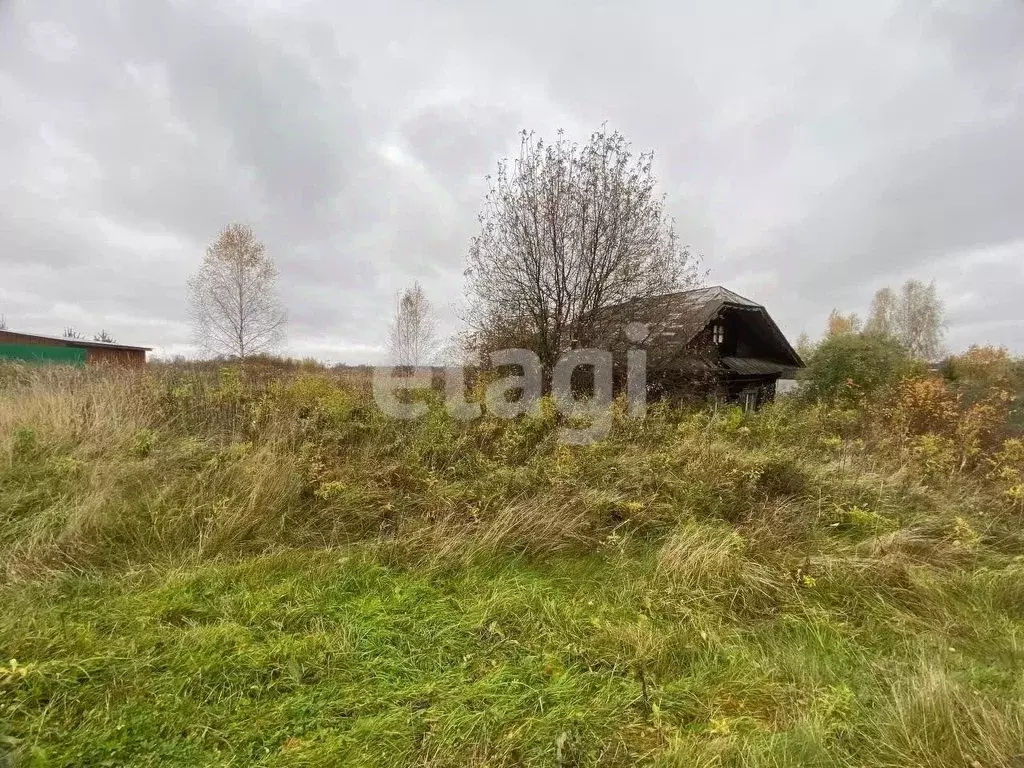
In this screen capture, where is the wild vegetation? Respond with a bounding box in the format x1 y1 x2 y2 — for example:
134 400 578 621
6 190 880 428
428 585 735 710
1 351 1023 766
0 122 1018 764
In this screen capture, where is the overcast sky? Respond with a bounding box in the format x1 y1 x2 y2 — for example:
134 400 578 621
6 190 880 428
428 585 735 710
2 1 1022 361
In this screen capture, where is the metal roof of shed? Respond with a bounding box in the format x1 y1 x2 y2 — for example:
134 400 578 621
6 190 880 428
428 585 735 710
0 330 151 352
719 356 799 377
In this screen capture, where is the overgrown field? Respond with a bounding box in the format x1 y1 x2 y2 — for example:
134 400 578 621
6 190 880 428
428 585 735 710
1 365 1023 766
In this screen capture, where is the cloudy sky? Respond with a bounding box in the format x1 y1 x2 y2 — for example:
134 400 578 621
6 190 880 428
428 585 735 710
2 0 1022 361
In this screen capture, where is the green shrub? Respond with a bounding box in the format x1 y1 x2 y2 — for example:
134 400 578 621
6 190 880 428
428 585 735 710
131 428 156 457
828 504 896 537
800 332 916 403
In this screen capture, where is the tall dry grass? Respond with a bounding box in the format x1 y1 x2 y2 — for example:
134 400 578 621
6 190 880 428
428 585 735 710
1 361 1021 581
2 362 1023 765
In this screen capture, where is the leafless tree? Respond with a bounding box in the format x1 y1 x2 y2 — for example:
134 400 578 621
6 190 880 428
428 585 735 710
865 279 945 359
0 315 6 331
864 287 897 337
465 127 700 373
93 330 116 344
386 282 439 367
63 327 85 340
188 223 287 359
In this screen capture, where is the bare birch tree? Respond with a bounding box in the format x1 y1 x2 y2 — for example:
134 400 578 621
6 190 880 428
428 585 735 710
465 127 700 373
864 287 897 337
188 223 286 359
895 279 944 359
865 279 945 359
386 282 438 367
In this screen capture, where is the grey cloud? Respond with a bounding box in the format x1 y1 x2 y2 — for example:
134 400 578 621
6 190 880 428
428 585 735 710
400 104 521 192
1 0 1023 359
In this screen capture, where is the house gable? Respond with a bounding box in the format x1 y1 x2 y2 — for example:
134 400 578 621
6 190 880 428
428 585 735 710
700 303 803 371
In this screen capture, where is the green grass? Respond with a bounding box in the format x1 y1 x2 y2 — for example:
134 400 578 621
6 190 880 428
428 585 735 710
3 544 1023 766
1 365 1023 765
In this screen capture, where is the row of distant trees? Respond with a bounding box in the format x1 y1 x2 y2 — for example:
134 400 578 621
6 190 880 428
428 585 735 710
185 127 700 368
172 127 966 375
62 328 117 344
184 221 442 365
798 278 946 363
796 279 959 403
0 125 979 370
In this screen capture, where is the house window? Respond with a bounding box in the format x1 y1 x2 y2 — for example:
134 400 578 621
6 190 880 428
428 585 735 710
712 324 724 344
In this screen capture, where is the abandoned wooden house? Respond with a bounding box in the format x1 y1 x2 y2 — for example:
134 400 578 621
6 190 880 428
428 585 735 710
601 286 804 408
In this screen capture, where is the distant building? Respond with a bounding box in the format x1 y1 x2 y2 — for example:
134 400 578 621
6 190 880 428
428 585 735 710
0 330 150 367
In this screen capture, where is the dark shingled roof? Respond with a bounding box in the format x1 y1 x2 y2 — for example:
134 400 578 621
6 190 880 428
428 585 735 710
596 285 803 371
